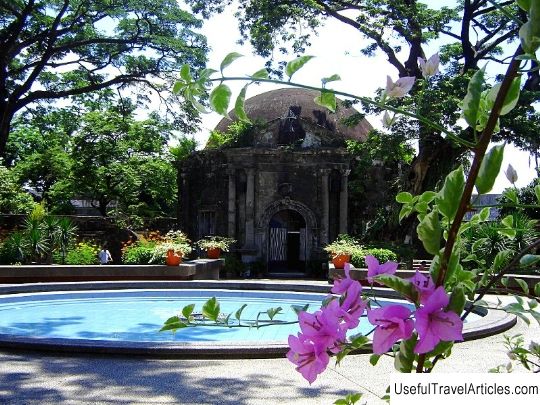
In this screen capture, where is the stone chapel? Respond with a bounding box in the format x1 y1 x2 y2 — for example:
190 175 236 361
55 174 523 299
177 88 373 275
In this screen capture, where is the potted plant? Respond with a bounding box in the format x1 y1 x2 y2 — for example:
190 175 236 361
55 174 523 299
196 236 236 259
151 230 191 266
323 234 361 269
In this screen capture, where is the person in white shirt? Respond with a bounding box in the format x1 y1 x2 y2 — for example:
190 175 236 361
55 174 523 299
98 246 113 265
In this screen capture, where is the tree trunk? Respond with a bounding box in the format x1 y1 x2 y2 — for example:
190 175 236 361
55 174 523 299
0 102 14 159
409 134 466 195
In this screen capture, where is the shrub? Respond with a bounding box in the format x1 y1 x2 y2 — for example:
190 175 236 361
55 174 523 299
122 241 156 264
0 232 26 264
323 234 362 257
64 241 100 265
351 248 398 268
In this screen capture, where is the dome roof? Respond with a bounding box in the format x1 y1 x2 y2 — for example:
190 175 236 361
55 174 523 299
214 88 372 145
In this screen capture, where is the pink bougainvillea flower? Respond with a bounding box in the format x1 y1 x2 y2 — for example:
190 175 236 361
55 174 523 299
332 262 355 295
409 270 436 303
414 286 464 354
367 305 414 354
338 282 367 330
299 302 345 352
385 75 416 98
417 53 440 78
366 255 398 283
287 333 330 384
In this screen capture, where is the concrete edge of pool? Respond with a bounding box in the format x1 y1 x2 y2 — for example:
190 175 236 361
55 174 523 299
0 281 517 359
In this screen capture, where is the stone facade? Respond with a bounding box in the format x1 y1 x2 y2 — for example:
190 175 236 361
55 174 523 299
178 88 373 275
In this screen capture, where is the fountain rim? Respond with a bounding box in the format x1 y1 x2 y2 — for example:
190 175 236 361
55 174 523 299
0 280 517 359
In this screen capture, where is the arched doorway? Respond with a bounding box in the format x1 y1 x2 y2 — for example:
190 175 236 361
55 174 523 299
268 209 306 274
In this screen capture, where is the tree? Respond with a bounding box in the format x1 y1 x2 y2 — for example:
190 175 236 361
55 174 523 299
186 0 539 193
0 0 208 157
0 163 35 214
70 99 176 217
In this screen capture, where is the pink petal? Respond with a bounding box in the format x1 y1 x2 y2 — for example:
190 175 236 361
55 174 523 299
414 327 439 354
431 311 464 342
422 286 449 313
378 261 398 276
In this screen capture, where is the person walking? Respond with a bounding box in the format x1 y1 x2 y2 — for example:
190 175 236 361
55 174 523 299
98 245 113 265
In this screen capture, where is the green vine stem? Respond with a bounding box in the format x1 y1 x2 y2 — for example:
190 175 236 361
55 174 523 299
415 45 524 373
213 77 477 148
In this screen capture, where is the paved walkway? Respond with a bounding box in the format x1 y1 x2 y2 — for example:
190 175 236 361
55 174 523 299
0 295 537 404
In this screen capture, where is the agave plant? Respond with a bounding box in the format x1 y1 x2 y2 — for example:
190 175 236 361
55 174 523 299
56 218 78 264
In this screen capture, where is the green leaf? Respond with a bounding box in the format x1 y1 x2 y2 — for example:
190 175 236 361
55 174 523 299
447 285 466 315
234 85 250 122
462 67 486 128
517 0 531 11
479 207 491 221
419 191 437 204
396 192 413 203
535 185 540 203
160 316 188 332
285 56 315 79
202 297 220 322
322 74 341 84
436 166 465 221
234 304 248 321
180 64 192 82
209 84 232 116
172 81 184 94
520 254 540 267
220 52 243 74
475 145 505 194
375 274 419 302
498 229 517 239
487 77 522 116
417 210 441 255
196 68 218 86
182 304 195 319
501 277 509 288
336 335 369 365
445 250 461 283
314 91 337 112
534 282 540 297
291 304 310 314
251 68 269 80
394 334 418 372
398 204 413 222
370 354 381 366
267 306 283 320
515 278 530 295
425 341 453 358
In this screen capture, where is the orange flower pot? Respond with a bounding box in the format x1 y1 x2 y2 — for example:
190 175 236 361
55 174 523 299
207 247 221 259
166 249 182 266
331 254 350 269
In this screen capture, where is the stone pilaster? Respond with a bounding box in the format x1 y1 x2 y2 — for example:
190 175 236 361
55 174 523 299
244 167 255 247
227 167 236 238
339 169 350 234
320 168 330 245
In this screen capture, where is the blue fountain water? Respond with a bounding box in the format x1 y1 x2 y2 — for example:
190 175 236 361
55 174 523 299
0 289 478 344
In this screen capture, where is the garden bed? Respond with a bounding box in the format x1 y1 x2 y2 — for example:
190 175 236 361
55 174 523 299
0 259 223 283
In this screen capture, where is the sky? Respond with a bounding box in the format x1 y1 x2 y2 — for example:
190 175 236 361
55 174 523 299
190 2 538 194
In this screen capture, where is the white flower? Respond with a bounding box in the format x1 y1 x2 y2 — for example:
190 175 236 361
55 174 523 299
418 53 440 78
385 75 416 98
382 111 396 128
505 164 518 184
